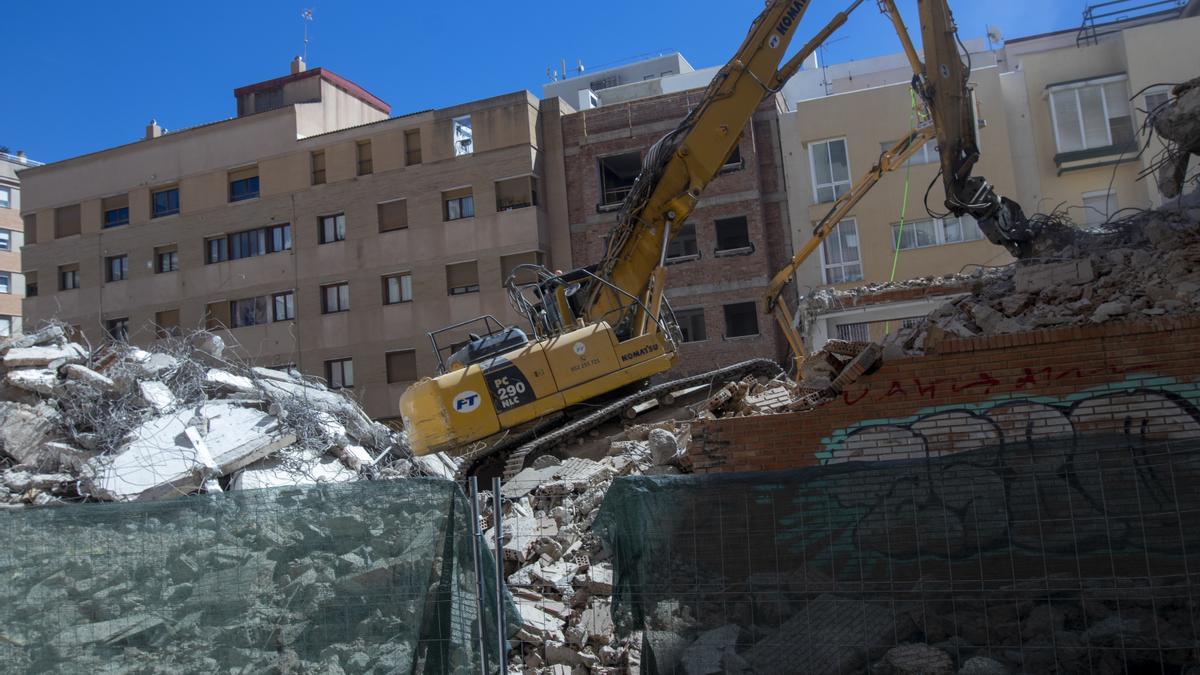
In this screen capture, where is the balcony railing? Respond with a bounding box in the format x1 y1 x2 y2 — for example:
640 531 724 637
1077 0 1186 46
0 152 43 167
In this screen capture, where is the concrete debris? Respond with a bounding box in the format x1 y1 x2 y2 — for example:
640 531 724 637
0 325 426 506
873 207 1200 357
1151 76 1200 199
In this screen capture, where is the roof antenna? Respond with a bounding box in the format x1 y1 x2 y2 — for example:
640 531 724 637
301 8 314 63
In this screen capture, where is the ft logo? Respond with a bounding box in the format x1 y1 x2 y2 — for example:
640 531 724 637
453 391 481 413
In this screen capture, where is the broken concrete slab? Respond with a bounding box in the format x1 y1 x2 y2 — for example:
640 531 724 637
3 344 86 369
0 402 61 463
204 369 257 394
579 601 614 645
50 613 165 650
200 402 298 475
231 450 356 490
5 369 58 396
138 380 177 413
61 364 116 392
583 563 614 596
84 411 216 501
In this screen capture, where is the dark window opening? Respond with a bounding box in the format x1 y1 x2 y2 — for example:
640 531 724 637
598 151 641 207
715 216 751 253
723 302 759 338
676 308 707 343
666 223 699 261
229 175 259 202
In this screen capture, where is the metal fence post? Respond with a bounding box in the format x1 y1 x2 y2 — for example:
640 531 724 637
468 477 489 675
493 477 507 668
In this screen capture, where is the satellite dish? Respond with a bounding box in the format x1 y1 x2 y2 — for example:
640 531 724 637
986 25 1004 45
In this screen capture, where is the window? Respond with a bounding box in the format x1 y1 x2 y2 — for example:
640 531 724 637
230 296 269 328
205 224 291 263
155 309 181 339
0 187 9 209
311 151 326 185
0 273 8 294
1082 190 1117 228
59 264 80 291
666 223 699 262
319 213 346 244
1049 76 1134 154
23 214 36 245
0 230 9 251
501 252 544 285
102 194 129 228
496 176 538 211
723 302 759 338
106 317 129 342
155 245 179 273
25 271 37 297
1145 89 1171 115
940 215 984 244
810 138 851 203
453 115 473 156
446 261 479 295
273 291 295 321
598 151 641 207
721 145 744 173
880 139 938 166
152 187 180 218
357 141 373 176
325 358 354 389
0 316 11 337
105 255 128 282
822 219 862 284
322 282 350 313
228 167 259 202
676 308 706 343
383 273 413 305
405 129 422 165
386 350 418 384
378 199 408 232
55 204 81 238
443 188 475 221
837 322 871 343
205 301 231 330
714 216 751 253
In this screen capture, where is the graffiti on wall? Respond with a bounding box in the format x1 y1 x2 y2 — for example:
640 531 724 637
820 373 1200 464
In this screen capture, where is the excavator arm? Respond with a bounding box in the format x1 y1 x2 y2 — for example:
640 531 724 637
765 0 1036 374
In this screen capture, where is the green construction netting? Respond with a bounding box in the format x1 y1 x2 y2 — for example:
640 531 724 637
0 478 516 674
595 435 1200 674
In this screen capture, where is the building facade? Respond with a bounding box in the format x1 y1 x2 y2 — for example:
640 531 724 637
19 61 563 422
0 152 36 337
559 91 794 375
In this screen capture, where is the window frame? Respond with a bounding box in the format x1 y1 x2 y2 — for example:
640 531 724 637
356 140 373 176
385 349 418 384
0 272 9 294
0 230 9 251
1047 74 1132 154
446 260 480 296
228 175 260 203
714 215 752 254
59 265 80 291
383 273 413 305
443 191 475 221
321 282 351 314
808 137 852 204
453 115 473 156
105 254 129 283
151 187 180 218
891 215 984 251
377 198 408 232
405 129 423 165
722 302 760 339
103 206 130 228
325 358 354 389
155 246 179 274
106 317 130 342
311 150 326 185
675 307 707 343
597 150 642 208
820 218 863 285
665 223 700 263
318 213 347 244
0 186 9 209
272 291 295 322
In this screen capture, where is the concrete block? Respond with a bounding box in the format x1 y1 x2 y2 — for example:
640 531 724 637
62 364 116 392
6 368 58 395
204 369 257 394
138 380 177 413
584 563 613 596
0 402 60 463
230 450 355 490
3 344 86 368
85 410 217 501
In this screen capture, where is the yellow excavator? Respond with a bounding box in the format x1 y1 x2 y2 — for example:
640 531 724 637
400 0 1035 476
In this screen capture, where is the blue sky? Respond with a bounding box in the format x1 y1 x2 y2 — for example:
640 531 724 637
4 1 1086 164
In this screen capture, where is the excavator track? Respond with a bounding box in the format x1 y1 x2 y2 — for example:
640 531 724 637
478 358 783 479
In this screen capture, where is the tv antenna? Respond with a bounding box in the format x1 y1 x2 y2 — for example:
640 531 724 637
301 9 314 62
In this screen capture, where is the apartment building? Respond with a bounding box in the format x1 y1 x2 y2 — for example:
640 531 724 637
19 59 562 421
0 151 37 337
558 90 794 374
780 1 1200 349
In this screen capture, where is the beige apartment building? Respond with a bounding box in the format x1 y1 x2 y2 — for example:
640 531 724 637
19 60 564 422
780 2 1200 348
0 151 37 337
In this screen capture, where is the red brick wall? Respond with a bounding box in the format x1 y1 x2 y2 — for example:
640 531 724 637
561 91 791 376
689 317 1200 473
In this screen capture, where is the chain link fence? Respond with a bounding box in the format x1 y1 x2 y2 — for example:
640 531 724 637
595 435 1200 673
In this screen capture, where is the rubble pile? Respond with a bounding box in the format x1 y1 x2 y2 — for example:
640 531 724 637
881 207 1200 356
486 423 695 673
0 325 433 506
694 339 883 419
